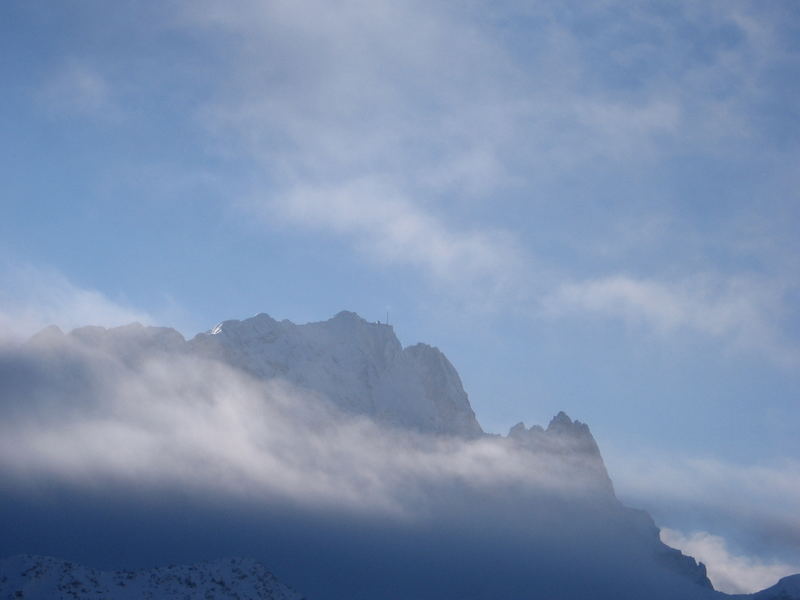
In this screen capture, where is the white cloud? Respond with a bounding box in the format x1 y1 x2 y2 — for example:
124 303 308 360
0 332 612 517
192 0 747 184
180 1 798 321
0 263 151 339
29 0 784 366
182 1 732 281
546 274 799 366
661 528 799 594
260 177 529 303
180 0 543 308
189 0 523 184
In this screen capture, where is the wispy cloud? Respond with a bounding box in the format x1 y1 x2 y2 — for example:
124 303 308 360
545 274 799 366
169 0 800 364
0 263 151 339
27 1 797 364
260 177 528 303
661 528 799 594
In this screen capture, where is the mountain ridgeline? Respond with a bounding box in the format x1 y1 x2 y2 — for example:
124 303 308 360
1 311 797 600
191 311 483 437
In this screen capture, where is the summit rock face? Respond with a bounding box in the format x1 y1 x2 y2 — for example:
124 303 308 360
189 311 483 437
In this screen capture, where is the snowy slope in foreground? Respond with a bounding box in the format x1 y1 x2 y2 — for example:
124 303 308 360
0 555 303 600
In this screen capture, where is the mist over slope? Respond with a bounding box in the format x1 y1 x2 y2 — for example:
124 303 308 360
0 312 796 599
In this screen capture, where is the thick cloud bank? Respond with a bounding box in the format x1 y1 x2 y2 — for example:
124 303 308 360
0 326 608 515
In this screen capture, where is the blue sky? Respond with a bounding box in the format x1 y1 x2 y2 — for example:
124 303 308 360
1 0 799 590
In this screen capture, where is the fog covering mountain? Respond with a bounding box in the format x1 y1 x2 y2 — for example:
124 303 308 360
0 311 796 599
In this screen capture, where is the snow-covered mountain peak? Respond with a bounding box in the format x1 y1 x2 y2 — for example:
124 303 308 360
205 312 396 351
209 313 284 337
190 311 481 436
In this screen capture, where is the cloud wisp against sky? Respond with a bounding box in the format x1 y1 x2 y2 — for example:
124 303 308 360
547 273 800 367
0 263 151 340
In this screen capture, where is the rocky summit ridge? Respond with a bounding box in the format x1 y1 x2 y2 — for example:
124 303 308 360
191 311 483 436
